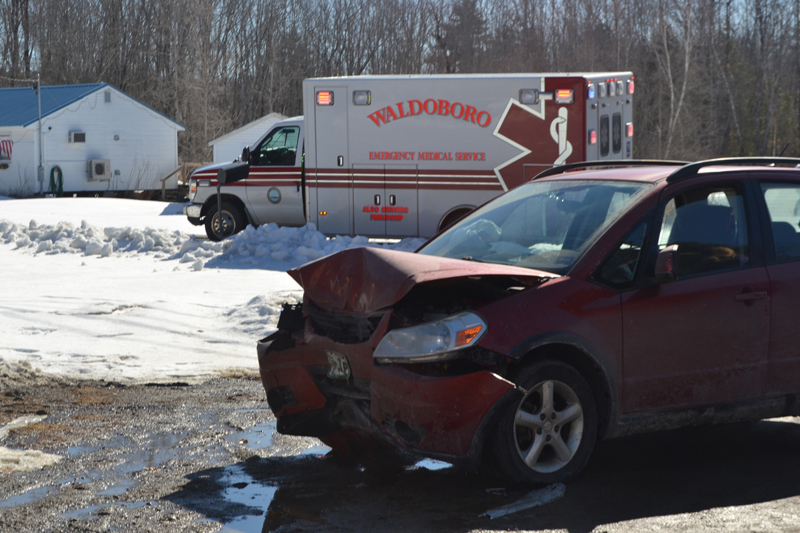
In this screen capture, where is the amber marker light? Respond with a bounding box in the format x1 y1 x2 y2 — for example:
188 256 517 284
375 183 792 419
456 325 483 347
319 211 327 215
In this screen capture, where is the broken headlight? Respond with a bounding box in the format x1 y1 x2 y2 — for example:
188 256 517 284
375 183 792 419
373 311 487 364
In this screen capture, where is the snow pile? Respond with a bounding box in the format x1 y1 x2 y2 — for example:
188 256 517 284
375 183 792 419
1 219 426 270
0 447 62 473
224 292 303 336
208 222 426 268
0 219 210 260
0 416 63 473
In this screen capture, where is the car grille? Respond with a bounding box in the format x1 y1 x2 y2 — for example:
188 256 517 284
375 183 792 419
306 299 384 344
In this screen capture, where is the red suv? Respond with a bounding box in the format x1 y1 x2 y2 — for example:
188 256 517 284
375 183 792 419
257 159 800 485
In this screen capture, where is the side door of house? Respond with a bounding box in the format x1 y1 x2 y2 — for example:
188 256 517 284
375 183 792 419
246 124 306 226
620 176 770 413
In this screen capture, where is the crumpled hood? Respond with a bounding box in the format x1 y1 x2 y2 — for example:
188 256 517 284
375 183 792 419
288 247 558 314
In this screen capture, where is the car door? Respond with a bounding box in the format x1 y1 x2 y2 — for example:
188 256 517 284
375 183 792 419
620 177 770 413
756 175 800 395
246 125 306 226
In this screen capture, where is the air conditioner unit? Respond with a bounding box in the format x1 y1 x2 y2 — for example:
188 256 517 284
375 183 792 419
69 131 86 143
87 159 111 181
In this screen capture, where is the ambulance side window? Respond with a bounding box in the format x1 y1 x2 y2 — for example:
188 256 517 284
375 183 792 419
600 115 609 157
612 113 621 154
255 127 300 166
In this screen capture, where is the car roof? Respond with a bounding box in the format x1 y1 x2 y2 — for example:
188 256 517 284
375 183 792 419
533 158 800 185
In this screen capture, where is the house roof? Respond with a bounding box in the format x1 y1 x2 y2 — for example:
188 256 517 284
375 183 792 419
208 112 287 146
0 82 185 129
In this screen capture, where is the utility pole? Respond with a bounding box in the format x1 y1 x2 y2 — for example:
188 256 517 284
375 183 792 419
36 72 44 194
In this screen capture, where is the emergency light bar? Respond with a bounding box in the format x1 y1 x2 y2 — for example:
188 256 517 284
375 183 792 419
316 91 334 106
587 82 595 99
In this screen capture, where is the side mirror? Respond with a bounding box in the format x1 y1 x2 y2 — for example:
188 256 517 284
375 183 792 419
241 146 251 164
217 161 249 186
654 244 678 283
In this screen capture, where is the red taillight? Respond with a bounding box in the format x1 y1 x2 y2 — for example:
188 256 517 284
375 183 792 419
316 91 333 106
588 130 597 145
627 79 635 94
626 122 634 137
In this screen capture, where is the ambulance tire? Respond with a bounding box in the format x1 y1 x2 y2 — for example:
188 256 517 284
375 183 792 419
489 360 597 486
438 208 473 232
205 201 245 241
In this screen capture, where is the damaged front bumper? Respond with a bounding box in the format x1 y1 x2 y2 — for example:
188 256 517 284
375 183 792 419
257 327 519 467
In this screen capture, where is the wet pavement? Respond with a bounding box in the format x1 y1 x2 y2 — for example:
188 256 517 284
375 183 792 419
2 376 800 532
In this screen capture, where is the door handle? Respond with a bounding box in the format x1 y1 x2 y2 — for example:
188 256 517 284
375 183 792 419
735 291 767 302
296 182 300 192
374 195 381 205
389 195 396 206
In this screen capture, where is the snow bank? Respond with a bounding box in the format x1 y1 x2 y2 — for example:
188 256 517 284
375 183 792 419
0 219 426 270
0 198 428 385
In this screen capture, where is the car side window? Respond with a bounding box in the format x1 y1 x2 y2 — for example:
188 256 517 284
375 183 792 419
255 127 299 166
595 215 650 289
656 184 749 278
760 182 800 261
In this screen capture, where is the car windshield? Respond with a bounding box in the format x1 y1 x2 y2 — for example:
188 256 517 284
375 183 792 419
418 179 652 274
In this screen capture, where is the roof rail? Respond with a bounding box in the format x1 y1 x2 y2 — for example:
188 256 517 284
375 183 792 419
666 157 800 182
531 160 689 181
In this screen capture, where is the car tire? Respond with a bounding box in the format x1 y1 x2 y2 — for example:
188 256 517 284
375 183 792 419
489 360 598 486
205 201 245 241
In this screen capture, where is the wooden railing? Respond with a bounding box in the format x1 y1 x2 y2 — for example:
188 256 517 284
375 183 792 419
160 162 206 199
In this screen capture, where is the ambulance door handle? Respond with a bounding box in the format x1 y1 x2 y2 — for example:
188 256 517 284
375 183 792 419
374 195 381 205
389 195 396 206
296 182 300 192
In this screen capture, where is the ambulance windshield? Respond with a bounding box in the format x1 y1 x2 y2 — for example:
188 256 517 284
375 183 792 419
418 180 651 274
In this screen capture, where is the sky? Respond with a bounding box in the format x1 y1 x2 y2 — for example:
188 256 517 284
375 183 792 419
0 196 424 384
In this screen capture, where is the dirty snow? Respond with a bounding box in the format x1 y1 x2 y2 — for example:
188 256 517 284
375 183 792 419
0 197 426 385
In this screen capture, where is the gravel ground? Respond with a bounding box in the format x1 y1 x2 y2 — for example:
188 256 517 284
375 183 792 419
3 365 800 533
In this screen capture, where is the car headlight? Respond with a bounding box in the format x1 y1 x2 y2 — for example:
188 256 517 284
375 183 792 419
373 311 487 364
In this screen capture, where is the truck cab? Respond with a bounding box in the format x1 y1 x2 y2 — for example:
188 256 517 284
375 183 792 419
184 116 307 240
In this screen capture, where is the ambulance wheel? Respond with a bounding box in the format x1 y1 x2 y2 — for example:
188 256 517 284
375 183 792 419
489 360 597 486
438 208 473 232
205 201 245 241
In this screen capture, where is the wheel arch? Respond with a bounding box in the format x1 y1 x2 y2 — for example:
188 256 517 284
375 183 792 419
437 205 475 232
200 194 253 226
506 333 619 440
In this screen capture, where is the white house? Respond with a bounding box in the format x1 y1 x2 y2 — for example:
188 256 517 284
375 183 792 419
0 83 185 197
209 112 286 164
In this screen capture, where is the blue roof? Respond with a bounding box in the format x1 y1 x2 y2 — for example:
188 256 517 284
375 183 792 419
0 82 185 129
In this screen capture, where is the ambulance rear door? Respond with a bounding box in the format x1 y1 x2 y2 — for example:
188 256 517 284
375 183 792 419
590 75 634 160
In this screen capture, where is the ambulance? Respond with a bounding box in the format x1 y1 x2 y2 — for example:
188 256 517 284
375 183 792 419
184 72 634 240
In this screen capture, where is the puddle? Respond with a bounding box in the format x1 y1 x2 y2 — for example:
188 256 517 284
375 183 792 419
0 486 58 509
406 458 453 471
218 464 277 533
225 422 276 450
99 479 137 496
61 500 156 519
298 444 331 456
116 432 187 475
